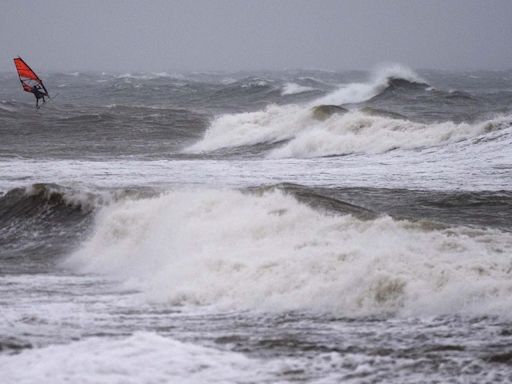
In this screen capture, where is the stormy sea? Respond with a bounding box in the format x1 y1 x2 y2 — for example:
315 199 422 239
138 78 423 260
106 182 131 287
1 65 512 383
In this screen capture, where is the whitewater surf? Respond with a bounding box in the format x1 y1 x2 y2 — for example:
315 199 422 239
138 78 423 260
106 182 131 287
1 65 512 383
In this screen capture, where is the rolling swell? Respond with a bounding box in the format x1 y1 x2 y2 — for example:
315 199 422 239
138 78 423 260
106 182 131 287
0 103 208 159
0 184 95 272
97 73 324 113
274 185 512 231
251 183 378 220
362 79 484 122
252 183 512 230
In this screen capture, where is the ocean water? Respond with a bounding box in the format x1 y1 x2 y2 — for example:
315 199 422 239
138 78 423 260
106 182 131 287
1 65 512 383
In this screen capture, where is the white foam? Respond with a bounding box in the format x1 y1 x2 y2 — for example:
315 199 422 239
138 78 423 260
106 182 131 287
281 82 315 96
187 105 511 158
185 104 311 152
66 189 512 317
268 111 511 158
0 331 413 383
239 78 272 88
221 77 237 85
0 332 272 384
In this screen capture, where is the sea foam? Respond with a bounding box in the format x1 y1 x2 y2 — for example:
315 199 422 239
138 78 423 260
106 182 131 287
281 82 315 96
66 189 512 317
268 112 512 158
0 332 269 384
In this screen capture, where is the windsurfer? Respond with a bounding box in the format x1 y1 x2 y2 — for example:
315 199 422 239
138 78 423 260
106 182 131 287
32 85 46 107
14 57 50 108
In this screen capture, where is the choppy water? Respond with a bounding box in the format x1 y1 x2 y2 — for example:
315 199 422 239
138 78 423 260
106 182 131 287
1 65 512 383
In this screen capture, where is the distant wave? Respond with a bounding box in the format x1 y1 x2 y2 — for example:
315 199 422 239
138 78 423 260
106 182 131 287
183 64 512 158
115 72 186 80
0 184 97 217
66 187 512 317
186 102 512 159
211 77 276 100
0 100 38 115
0 101 17 113
281 82 315 96
185 64 437 155
59 112 116 123
240 78 272 88
315 64 427 106
268 112 512 158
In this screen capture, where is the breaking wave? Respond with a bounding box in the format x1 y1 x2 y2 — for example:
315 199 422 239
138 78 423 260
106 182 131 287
186 104 512 158
66 188 512 317
184 64 512 158
281 82 315 96
0 183 158 267
184 65 440 156
0 184 98 222
268 112 512 158
315 64 426 106
0 184 96 267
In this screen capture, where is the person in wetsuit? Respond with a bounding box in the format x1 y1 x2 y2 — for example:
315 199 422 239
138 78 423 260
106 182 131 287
31 85 46 108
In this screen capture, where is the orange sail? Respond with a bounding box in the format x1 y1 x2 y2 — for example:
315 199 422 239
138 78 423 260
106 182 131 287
13 57 49 96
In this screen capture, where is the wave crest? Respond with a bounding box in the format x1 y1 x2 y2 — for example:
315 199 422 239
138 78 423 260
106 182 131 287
269 112 512 158
185 64 465 156
66 189 512 317
314 63 427 106
187 105 512 158
281 82 315 96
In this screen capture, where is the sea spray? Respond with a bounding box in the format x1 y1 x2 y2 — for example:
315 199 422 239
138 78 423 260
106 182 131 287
281 82 315 96
67 189 512 317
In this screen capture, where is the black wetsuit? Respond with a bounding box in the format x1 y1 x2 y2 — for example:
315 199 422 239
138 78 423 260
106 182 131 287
32 85 46 107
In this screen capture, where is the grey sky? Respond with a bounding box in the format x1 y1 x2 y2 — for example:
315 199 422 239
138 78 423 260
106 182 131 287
1 0 511 72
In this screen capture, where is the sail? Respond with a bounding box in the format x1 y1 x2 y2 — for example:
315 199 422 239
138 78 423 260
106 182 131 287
13 57 49 96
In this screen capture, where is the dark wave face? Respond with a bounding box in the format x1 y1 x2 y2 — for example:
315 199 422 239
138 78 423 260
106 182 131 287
0 184 92 273
357 77 485 123
247 183 512 232
0 103 207 160
0 183 161 273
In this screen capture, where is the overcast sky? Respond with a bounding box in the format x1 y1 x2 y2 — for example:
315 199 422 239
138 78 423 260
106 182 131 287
1 0 511 72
